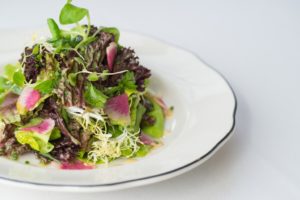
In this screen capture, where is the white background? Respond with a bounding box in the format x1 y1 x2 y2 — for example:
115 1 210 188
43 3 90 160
0 0 300 199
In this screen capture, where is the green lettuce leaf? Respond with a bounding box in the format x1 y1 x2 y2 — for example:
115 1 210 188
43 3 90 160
84 83 107 108
49 128 61 141
15 118 55 153
15 131 54 153
3 63 25 86
13 71 25 87
0 63 25 96
34 79 57 95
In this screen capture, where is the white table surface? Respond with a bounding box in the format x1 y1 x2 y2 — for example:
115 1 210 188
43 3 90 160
0 0 299 199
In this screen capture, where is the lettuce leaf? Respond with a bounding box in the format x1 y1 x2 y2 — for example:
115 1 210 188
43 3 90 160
15 118 55 153
84 83 107 108
3 63 25 87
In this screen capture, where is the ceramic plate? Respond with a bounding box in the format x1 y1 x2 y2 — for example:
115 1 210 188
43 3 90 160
0 29 236 192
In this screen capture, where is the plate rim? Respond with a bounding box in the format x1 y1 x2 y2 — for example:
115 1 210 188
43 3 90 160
0 30 237 190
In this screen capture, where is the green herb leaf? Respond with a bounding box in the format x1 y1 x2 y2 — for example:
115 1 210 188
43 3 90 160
104 72 137 96
70 35 84 47
101 27 120 43
84 83 107 108
74 57 85 66
50 128 61 140
75 36 96 49
59 2 88 25
47 18 61 40
32 44 40 55
67 73 77 86
13 71 25 87
34 79 56 95
0 77 11 93
1 63 24 93
87 72 99 82
3 64 19 81
120 72 137 90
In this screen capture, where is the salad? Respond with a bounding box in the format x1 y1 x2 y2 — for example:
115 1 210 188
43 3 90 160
0 1 172 168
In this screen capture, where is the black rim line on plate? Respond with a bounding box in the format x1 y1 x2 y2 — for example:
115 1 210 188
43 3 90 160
0 34 238 188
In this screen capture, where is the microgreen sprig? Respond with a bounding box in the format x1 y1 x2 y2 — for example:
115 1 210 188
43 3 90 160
68 69 128 86
47 0 93 51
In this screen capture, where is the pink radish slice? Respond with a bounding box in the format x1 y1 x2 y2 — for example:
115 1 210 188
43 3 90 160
21 118 55 135
104 93 130 126
106 42 117 72
17 87 41 114
60 161 95 170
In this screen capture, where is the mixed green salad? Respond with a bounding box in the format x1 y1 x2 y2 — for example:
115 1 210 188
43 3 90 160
0 1 171 168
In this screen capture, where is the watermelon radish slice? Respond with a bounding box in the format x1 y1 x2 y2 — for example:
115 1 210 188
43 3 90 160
60 161 95 170
106 42 117 72
17 87 41 115
21 118 55 135
104 94 130 126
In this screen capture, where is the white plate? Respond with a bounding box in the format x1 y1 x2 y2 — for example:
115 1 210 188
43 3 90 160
0 29 236 192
